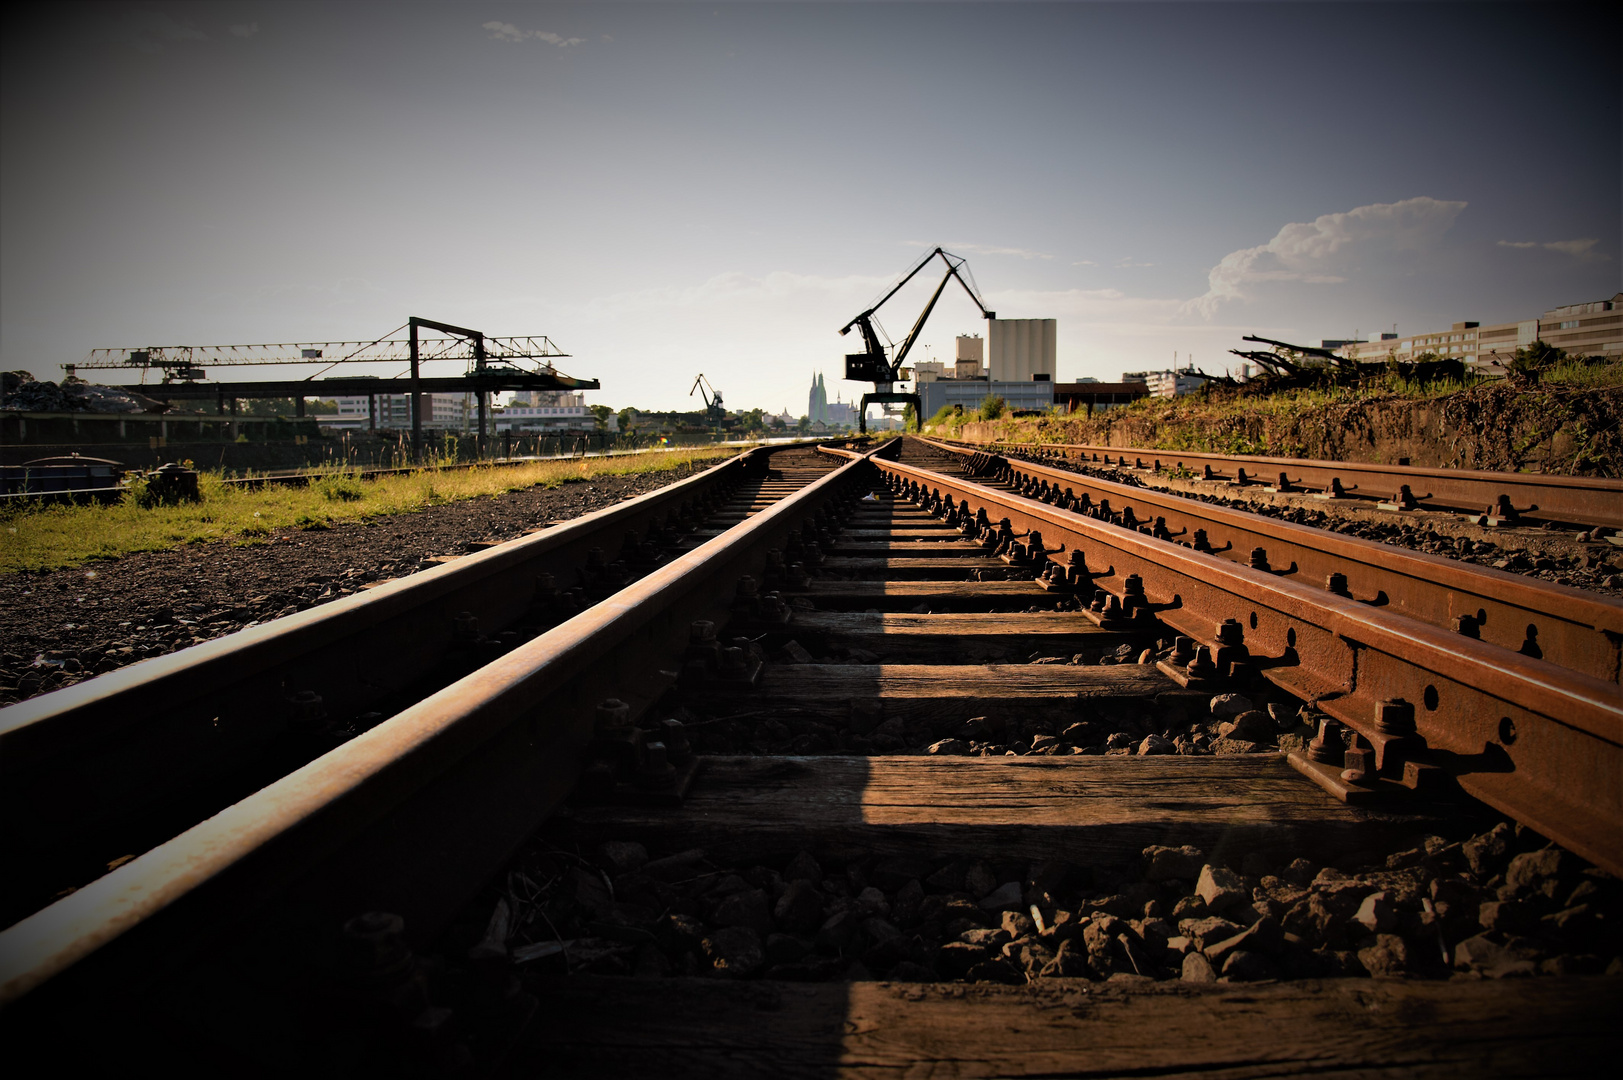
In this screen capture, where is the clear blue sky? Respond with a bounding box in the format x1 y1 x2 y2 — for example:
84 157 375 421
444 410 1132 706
3 2 1617 415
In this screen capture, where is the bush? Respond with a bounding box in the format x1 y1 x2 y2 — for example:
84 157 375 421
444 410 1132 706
977 395 1006 421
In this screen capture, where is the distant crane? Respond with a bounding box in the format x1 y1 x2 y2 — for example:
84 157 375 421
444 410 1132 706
690 374 726 425
839 246 996 433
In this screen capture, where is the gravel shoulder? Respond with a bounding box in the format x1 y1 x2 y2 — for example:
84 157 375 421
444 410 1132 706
0 461 721 707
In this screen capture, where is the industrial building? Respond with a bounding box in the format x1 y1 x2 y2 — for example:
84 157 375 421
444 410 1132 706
321 391 475 433
1051 379 1150 415
493 390 591 432
988 319 1057 382
912 330 1057 418
1330 292 1623 367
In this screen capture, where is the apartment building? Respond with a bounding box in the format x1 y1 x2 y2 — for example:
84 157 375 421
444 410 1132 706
1334 292 1622 367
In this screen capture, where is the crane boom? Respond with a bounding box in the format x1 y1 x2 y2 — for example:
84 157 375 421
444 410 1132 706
838 247 995 386
836 247 996 433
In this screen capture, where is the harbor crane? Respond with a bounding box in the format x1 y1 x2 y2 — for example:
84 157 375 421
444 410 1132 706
690 373 726 425
839 247 995 433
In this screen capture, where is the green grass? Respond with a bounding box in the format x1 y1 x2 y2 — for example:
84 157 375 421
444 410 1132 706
0 447 740 574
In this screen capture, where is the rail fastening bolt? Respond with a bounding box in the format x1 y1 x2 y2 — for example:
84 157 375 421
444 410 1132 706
1375 698 1416 736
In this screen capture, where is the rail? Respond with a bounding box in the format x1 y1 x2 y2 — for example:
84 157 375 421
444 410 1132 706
872 442 1623 878
915 437 1623 684
939 436 1623 529
0 443 868 1011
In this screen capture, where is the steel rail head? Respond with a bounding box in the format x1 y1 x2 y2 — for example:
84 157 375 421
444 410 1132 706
917 436 1623 684
0 444 873 1007
872 455 1623 877
940 436 1623 529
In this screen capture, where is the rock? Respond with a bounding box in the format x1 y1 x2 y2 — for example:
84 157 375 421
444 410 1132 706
1220 949 1276 981
1195 865 1247 913
774 879 825 935
643 848 709 881
566 867 613 917
815 910 862 953
855 886 889 914
1353 891 1395 934
1000 910 1035 938
1462 823 1513 877
1104 732 1135 750
1039 938 1092 978
1477 899 1536 935
965 958 1024 984
1144 845 1206 882
861 918 910 969
893 879 925 922
1357 933 1413 978
1137 733 1174 755
1209 737 1265 755
656 913 707 954
765 933 811 965
1452 933 1529 973
1181 952 1217 982
873 717 906 741
1205 915 1284 964
926 859 968 892
1209 693 1254 718
1003 939 1056 978
703 927 765 978
713 888 774 936
978 881 1025 911
1220 710 1275 743
1171 895 1209 920
783 851 823 883
964 861 998 898
961 927 1013 949
596 841 649 873
1266 702 1298 729
1504 847 1570 893
1540 904 1597 941
780 640 815 664
1182 916 1245 951
937 941 988 978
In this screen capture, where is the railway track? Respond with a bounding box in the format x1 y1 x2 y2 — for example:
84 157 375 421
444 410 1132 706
950 437 1623 531
1 438 1618 1075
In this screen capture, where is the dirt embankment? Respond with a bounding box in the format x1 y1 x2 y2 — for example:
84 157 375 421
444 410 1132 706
947 382 1622 475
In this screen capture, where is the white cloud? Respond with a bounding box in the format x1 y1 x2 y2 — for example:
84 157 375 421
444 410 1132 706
1543 238 1604 260
1186 196 1468 318
229 23 260 39
1498 237 1606 261
482 21 583 47
125 11 205 53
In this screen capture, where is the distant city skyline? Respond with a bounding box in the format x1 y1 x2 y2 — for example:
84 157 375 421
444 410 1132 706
3 3 1617 413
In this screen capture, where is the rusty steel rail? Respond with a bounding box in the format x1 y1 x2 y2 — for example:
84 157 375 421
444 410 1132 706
0 444 871 1014
0 441 837 934
942 436 1623 529
867 446 1623 878
915 437 1623 685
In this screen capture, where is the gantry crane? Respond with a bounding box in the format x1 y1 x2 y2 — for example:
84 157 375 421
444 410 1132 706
839 247 996 433
690 373 726 425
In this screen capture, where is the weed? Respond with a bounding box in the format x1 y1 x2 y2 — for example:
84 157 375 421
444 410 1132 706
0 446 739 573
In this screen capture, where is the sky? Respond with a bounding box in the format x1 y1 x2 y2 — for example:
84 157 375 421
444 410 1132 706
2 1 1618 417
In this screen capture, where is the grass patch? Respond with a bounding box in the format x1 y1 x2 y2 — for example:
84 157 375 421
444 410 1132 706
0 447 741 574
